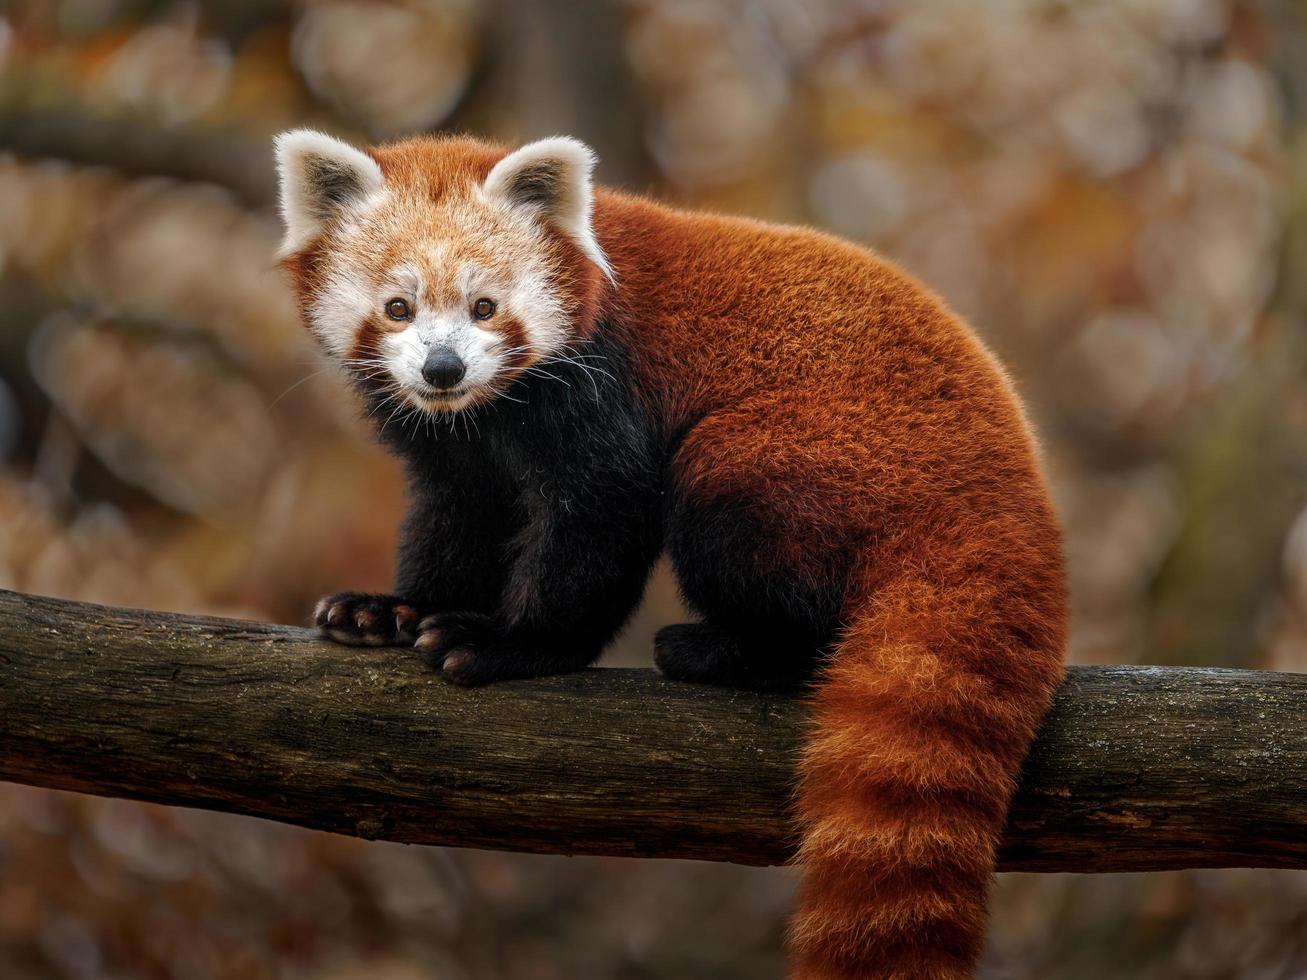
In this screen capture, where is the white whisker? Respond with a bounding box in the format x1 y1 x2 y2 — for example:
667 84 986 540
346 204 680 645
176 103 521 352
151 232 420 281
268 366 334 408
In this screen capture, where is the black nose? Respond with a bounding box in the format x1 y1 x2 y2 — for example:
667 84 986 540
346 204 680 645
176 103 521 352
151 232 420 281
422 348 466 389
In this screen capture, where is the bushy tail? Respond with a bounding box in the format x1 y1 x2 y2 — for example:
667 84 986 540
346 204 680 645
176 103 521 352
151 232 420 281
789 567 1065 980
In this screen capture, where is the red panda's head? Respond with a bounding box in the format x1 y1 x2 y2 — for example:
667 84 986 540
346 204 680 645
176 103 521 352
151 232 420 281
274 131 610 414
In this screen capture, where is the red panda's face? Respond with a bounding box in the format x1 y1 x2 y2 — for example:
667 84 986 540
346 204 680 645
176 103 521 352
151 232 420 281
274 132 608 414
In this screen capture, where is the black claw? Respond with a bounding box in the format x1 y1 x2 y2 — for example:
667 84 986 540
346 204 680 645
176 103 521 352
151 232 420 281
415 612 496 652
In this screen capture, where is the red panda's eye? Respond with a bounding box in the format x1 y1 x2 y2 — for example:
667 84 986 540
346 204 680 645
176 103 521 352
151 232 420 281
385 298 410 321
472 298 496 320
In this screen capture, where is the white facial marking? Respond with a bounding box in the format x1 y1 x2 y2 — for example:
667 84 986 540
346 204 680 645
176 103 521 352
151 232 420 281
357 259 523 413
379 309 507 412
311 267 373 357
511 264 569 354
316 243 575 413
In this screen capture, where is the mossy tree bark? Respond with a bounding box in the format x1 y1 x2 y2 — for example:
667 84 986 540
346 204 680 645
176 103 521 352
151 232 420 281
1 589 1304 872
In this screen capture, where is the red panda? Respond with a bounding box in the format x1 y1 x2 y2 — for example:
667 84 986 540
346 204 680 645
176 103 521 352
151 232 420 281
275 129 1068 980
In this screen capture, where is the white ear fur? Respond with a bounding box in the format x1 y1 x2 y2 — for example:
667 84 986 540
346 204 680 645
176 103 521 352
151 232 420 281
274 129 384 256
483 136 612 281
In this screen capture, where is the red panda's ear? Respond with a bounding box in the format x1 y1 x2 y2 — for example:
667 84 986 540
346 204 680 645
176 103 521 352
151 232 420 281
274 129 384 257
483 137 612 281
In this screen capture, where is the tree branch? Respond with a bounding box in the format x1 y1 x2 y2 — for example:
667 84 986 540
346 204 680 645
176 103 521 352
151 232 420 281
0 589 1303 872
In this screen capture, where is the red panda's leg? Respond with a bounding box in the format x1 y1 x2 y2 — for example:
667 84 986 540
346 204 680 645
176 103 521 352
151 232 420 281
660 406 850 691
415 474 664 686
392 453 517 614
315 449 516 648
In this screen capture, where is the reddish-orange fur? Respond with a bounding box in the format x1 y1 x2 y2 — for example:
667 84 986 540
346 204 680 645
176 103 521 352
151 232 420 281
592 191 1066 979
295 136 1068 979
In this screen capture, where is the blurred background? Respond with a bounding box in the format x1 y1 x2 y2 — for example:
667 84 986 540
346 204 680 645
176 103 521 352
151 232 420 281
1 0 1306 977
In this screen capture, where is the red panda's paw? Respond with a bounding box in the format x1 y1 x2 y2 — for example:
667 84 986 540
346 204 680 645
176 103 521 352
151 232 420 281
414 614 598 686
654 623 747 686
414 612 503 685
314 592 422 647
655 622 816 692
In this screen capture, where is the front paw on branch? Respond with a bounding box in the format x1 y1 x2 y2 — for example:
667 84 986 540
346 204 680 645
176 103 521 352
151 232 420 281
414 612 503 685
315 592 422 646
